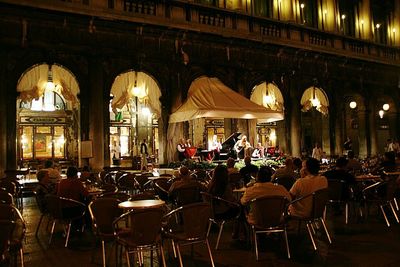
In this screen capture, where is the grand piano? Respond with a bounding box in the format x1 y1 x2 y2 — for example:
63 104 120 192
218 132 241 160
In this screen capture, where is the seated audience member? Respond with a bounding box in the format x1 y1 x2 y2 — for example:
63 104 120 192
241 166 291 225
293 157 303 179
288 158 328 218
251 143 264 158
324 157 356 199
380 151 397 173
44 160 61 185
226 157 239 174
57 166 89 203
80 165 92 181
346 150 362 173
168 166 205 198
239 156 258 185
272 158 295 181
34 170 51 209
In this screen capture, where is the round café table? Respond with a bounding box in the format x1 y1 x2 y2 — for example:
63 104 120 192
118 199 165 210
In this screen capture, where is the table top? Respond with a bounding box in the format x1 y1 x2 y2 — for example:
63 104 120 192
356 174 381 181
383 171 400 176
118 199 165 209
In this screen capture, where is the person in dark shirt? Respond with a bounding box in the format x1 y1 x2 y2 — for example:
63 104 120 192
239 156 258 185
324 157 355 199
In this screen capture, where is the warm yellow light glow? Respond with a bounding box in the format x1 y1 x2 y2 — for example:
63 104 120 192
393 28 397 33
45 81 55 91
142 107 151 116
323 9 327 14
270 131 277 141
360 20 364 25
300 3 304 9
311 97 320 107
376 23 381 29
349 101 357 109
383 103 390 111
379 110 384 118
341 14 346 20
263 94 273 105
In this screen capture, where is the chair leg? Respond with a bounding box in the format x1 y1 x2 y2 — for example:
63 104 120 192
310 222 316 235
125 249 131 267
65 222 72 247
320 218 332 244
215 221 225 250
345 203 349 224
49 220 56 245
380 205 390 227
101 240 106 267
160 243 167 267
20 248 24 267
205 238 215 267
206 220 212 237
171 240 177 258
306 223 317 251
35 214 44 237
176 243 183 267
283 227 291 259
389 202 399 223
394 198 399 211
253 227 259 261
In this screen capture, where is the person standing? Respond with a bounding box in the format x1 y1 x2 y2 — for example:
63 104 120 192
210 135 222 160
177 138 186 161
343 137 352 155
140 139 148 171
312 143 323 161
234 135 251 159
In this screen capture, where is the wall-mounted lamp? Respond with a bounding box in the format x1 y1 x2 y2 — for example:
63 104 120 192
379 110 384 119
383 103 390 111
349 101 357 109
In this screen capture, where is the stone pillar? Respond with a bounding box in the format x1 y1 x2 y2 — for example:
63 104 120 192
290 99 301 157
321 115 330 156
6 79 17 170
358 110 368 158
368 108 378 156
88 58 106 171
388 111 398 141
0 53 6 175
276 120 287 154
334 109 343 156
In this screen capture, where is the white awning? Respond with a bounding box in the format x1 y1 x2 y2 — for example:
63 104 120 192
169 77 284 123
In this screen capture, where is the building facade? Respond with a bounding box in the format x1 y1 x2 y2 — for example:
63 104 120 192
0 0 399 173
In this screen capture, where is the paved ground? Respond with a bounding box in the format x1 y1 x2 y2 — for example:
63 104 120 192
10 197 400 267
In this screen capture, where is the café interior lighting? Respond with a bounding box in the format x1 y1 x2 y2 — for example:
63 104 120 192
376 23 381 29
379 110 384 118
349 101 357 109
310 86 320 107
45 64 55 91
383 103 390 111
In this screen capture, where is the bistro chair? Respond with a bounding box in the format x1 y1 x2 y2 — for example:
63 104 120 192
153 178 172 202
246 196 291 260
361 180 399 227
0 191 14 205
32 190 49 237
88 197 122 267
0 204 26 267
117 173 136 195
289 188 332 251
45 194 86 247
326 180 351 224
162 202 214 267
0 220 15 266
99 183 119 194
99 192 130 202
113 207 166 267
134 174 153 193
201 192 241 250
170 184 203 208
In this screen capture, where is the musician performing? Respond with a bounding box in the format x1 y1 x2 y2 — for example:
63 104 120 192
234 135 252 159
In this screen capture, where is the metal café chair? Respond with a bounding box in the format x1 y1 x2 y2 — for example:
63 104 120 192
246 196 291 260
326 179 351 224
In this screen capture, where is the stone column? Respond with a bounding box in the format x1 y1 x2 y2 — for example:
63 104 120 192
6 79 17 170
0 53 6 175
388 111 398 141
88 57 106 171
334 109 343 156
368 108 378 156
290 99 301 157
358 110 368 158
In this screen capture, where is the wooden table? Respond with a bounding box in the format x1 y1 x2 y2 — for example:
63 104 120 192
118 199 165 210
383 171 400 176
356 174 381 182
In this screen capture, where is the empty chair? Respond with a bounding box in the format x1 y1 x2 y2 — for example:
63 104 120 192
170 185 203 208
153 178 171 201
113 207 166 267
289 188 332 251
202 192 241 249
0 204 26 267
134 174 153 192
117 173 136 195
0 191 14 205
326 179 351 224
32 190 48 236
246 196 291 260
362 180 399 227
45 195 86 247
162 202 214 267
88 197 122 267
99 183 119 194
99 192 130 202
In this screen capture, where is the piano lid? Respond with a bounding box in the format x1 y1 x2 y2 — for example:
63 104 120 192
221 132 241 152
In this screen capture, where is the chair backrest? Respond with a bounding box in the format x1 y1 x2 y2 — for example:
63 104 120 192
153 178 171 201
165 202 211 240
32 190 47 214
311 188 329 219
0 181 17 195
274 175 295 191
102 172 115 185
0 220 15 258
45 194 86 220
89 198 121 236
228 173 242 188
173 185 202 206
99 192 130 202
100 183 119 194
117 173 136 190
327 179 346 201
0 204 26 245
201 192 240 219
0 191 13 205
115 207 164 246
249 196 288 227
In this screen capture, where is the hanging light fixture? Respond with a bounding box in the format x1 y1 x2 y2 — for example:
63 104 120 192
310 86 320 107
379 110 384 119
263 85 273 106
45 64 55 91
349 101 357 109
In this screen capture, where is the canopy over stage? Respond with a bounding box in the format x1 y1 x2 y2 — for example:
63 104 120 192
169 77 284 123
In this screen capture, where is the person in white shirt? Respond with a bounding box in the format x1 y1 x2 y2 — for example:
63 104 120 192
312 143 323 161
